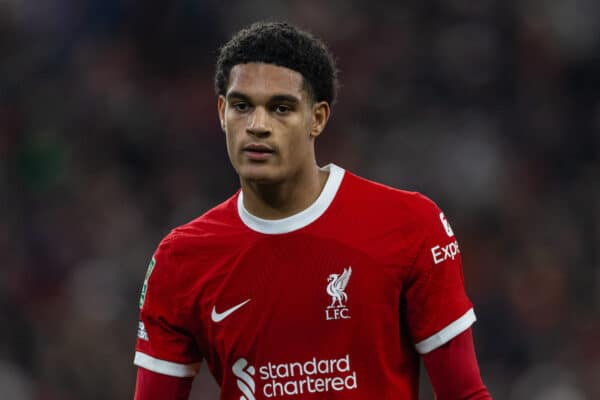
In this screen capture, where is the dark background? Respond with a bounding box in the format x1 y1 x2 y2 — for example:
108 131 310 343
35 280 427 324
1 1 599 399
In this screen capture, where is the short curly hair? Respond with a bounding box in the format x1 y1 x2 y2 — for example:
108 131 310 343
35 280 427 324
215 22 338 105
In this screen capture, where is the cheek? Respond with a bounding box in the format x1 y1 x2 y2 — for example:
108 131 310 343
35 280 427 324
285 127 312 160
225 117 243 145
224 130 239 160
225 133 233 151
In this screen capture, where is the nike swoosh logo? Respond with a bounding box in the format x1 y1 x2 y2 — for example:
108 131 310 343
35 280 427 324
211 299 251 322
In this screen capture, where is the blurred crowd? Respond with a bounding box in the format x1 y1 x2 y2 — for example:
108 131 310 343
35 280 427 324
1 0 599 399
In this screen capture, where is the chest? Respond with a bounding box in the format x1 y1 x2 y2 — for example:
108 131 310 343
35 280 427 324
199 234 413 352
187 233 420 399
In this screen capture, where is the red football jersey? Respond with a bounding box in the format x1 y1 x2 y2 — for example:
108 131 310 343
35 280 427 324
134 164 475 399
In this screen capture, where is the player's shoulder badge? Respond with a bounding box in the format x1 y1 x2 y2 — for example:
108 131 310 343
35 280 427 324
139 257 156 309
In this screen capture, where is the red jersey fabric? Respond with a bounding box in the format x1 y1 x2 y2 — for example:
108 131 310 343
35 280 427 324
133 328 490 399
134 368 193 400
423 328 491 399
134 164 476 399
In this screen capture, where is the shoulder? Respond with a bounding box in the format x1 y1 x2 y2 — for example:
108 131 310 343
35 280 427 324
146 193 245 281
144 193 244 294
161 193 243 252
341 171 442 228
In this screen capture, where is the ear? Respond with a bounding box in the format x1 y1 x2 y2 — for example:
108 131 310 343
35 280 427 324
217 95 226 131
310 101 331 138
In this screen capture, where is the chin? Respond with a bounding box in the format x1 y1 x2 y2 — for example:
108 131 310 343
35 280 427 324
237 164 284 184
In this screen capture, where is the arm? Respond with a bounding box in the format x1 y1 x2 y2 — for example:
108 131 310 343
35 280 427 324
423 328 491 400
134 367 193 400
134 237 203 398
401 198 490 398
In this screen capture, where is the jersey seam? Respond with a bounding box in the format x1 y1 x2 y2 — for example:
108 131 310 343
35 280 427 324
404 201 435 287
162 232 201 346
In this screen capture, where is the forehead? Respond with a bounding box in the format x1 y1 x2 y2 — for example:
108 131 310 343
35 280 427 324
227 63 307 100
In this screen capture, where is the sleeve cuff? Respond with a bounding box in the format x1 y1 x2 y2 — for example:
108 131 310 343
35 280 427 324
134 351 201 377
414 308 476 354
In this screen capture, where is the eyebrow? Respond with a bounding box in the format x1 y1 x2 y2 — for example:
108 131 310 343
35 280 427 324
226 91 301 104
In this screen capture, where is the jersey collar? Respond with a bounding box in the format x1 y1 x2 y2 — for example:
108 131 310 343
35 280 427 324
237 164 345 234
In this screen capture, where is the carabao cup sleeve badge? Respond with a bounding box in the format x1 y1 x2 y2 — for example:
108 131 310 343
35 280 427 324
139 257 156 309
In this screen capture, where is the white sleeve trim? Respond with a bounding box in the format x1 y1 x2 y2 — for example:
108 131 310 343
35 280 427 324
134 351 201 377
414 308 476 354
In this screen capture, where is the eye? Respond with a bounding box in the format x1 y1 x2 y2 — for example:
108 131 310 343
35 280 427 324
273 104 291 114
232 102 250 113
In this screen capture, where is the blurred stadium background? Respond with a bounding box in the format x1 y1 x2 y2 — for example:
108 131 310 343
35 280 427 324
1 0 599 399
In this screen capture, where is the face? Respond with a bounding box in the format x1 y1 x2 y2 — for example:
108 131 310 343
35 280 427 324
218 63 329 184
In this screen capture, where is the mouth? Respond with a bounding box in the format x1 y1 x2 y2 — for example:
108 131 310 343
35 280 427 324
243 143 275 160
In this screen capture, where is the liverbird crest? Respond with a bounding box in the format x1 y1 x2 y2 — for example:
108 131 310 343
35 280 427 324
326 267 352 308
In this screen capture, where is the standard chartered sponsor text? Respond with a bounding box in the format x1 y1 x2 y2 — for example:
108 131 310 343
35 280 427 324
258 354 357 397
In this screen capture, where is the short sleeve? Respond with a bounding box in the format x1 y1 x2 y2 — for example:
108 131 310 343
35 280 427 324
134 235 202 377
403 197 475 354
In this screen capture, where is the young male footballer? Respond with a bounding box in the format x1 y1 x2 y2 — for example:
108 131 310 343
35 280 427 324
133 22 492 399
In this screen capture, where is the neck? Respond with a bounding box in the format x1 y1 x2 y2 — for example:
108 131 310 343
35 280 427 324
240 164 329 220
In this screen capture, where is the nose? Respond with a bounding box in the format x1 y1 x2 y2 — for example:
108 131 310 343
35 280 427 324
246 107 271 137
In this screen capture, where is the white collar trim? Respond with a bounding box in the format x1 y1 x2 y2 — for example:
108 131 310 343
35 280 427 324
237 164 345 234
